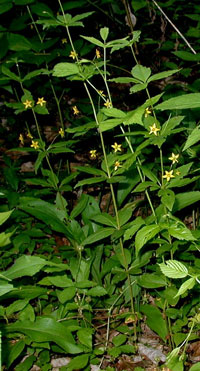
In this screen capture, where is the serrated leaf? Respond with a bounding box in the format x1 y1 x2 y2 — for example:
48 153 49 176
168 224 196 241
3 255 47 280
175 277 195 298
131 64 151 82
159 260 188 278
100 27 109 41
99 117 124 132
80 35 104 47
130 83 147 93
155 93 200 110
148 69 179 82
183 126 200 151
87 286 107 296
52 62 79 77
135 224 160 256
82 227 115 245
75 176 106 188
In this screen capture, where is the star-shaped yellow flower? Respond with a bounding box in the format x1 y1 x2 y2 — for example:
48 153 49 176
30 140 39 150
145 107 152 118
96 49 101 59
27 132 33 139
90 150 97 159
111 142 122 153
163 170 175 182
176 170 181 176
149 123 160 136
19 134 24 145
61 38 67 44
58 128 65 138
69 50 78 60
98 90 106 97
169 153 179 164
114 161 122 171
104 99 112 109
23 99 33 109
37 97 46 107
72 106 80 115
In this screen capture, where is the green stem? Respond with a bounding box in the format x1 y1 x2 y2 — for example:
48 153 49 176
32 109 43 142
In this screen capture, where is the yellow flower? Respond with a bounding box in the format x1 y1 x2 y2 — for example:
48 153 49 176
61 38 67 44
114 161 122 171
169 153 179 164
149 123 160 136
90 150 97 159
59 128 65 138
37 97 46 107
19 134 24 145
23 99 33 109
72 105 80 115
96 49 101 58
111 142 122 153
98 90 106 97
163 170 175 182
176 170 181 176
144 107 152 118
104 99 112 109
69 50 78 60
27 132 33 139
30 140 39 150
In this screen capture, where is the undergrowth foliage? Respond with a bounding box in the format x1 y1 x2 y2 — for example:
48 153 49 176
1 0 200 370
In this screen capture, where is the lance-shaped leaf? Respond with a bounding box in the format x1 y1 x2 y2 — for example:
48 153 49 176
182 126 200 151
175 277 196 298
159 260 188 278
82 227 115 245
155 93 200 110
135 224 160 256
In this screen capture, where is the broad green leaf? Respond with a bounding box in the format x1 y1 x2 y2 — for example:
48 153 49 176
99 117 124 132
131 64 151 82
87 286 107 296
189 362 200 371
8 33 31 51
155 93 200 110
130 83 147 93
3 255 47 280
159 260 188 278
52 62 79 77
173 51 200 61
0 209 13 226
91 213 117 228
138 273 166 288
148 69 179 82
113 334 127 346
5 317 82 354
100 27 109 41
80 35 104 47
57 287 76 304
67 354 89 371
118 207 132 226
6 340 25 369
135 224 160 256
140 304 168 340
82 227 115 245
0 283 14 297
6 299 29 316
173 191 200 212
175 277 196 298
159 189 175 211
182 126 200 151
102 107 126 118
77 328 93 349
168 224 196 241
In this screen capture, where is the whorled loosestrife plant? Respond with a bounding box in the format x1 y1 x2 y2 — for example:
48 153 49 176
1 2 200 370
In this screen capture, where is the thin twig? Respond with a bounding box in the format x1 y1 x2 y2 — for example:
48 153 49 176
152 0 196 54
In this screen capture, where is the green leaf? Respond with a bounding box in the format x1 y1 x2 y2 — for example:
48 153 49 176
0 282 14 297
75 176 106 188
102 107 126 118
8 33 31 51
5 317 82 354
3 255 47 280
0 209 13 226
91 213 117 228
6 340 25 369
57 287 76 304
52 62 79 77
1 66 21 82
138 273 166 288
112 334 127 346
130 83 147 93
100 27 109 41
70 194 89 219
140 304 168 340
175 277 196 298
183 126 200 151
87 286 107 296
173 51 200 61
99 118 124 132
67 354 89 371
155 93 200 110
135 224 160 256
159 189 175 211
77 328 93 349
48 275 73 288
173 191 200 212
131 64 151 82
75 166 105 176
108 77 137 84
189 362 200 371
80 35 104 47
159 260 188 278
82 227 115 245
124 217 145 241
0 2 12 14
148 69 179 82
168 224 196 241
161 116 184 137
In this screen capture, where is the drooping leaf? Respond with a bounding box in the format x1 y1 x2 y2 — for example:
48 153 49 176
175 277 196 298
